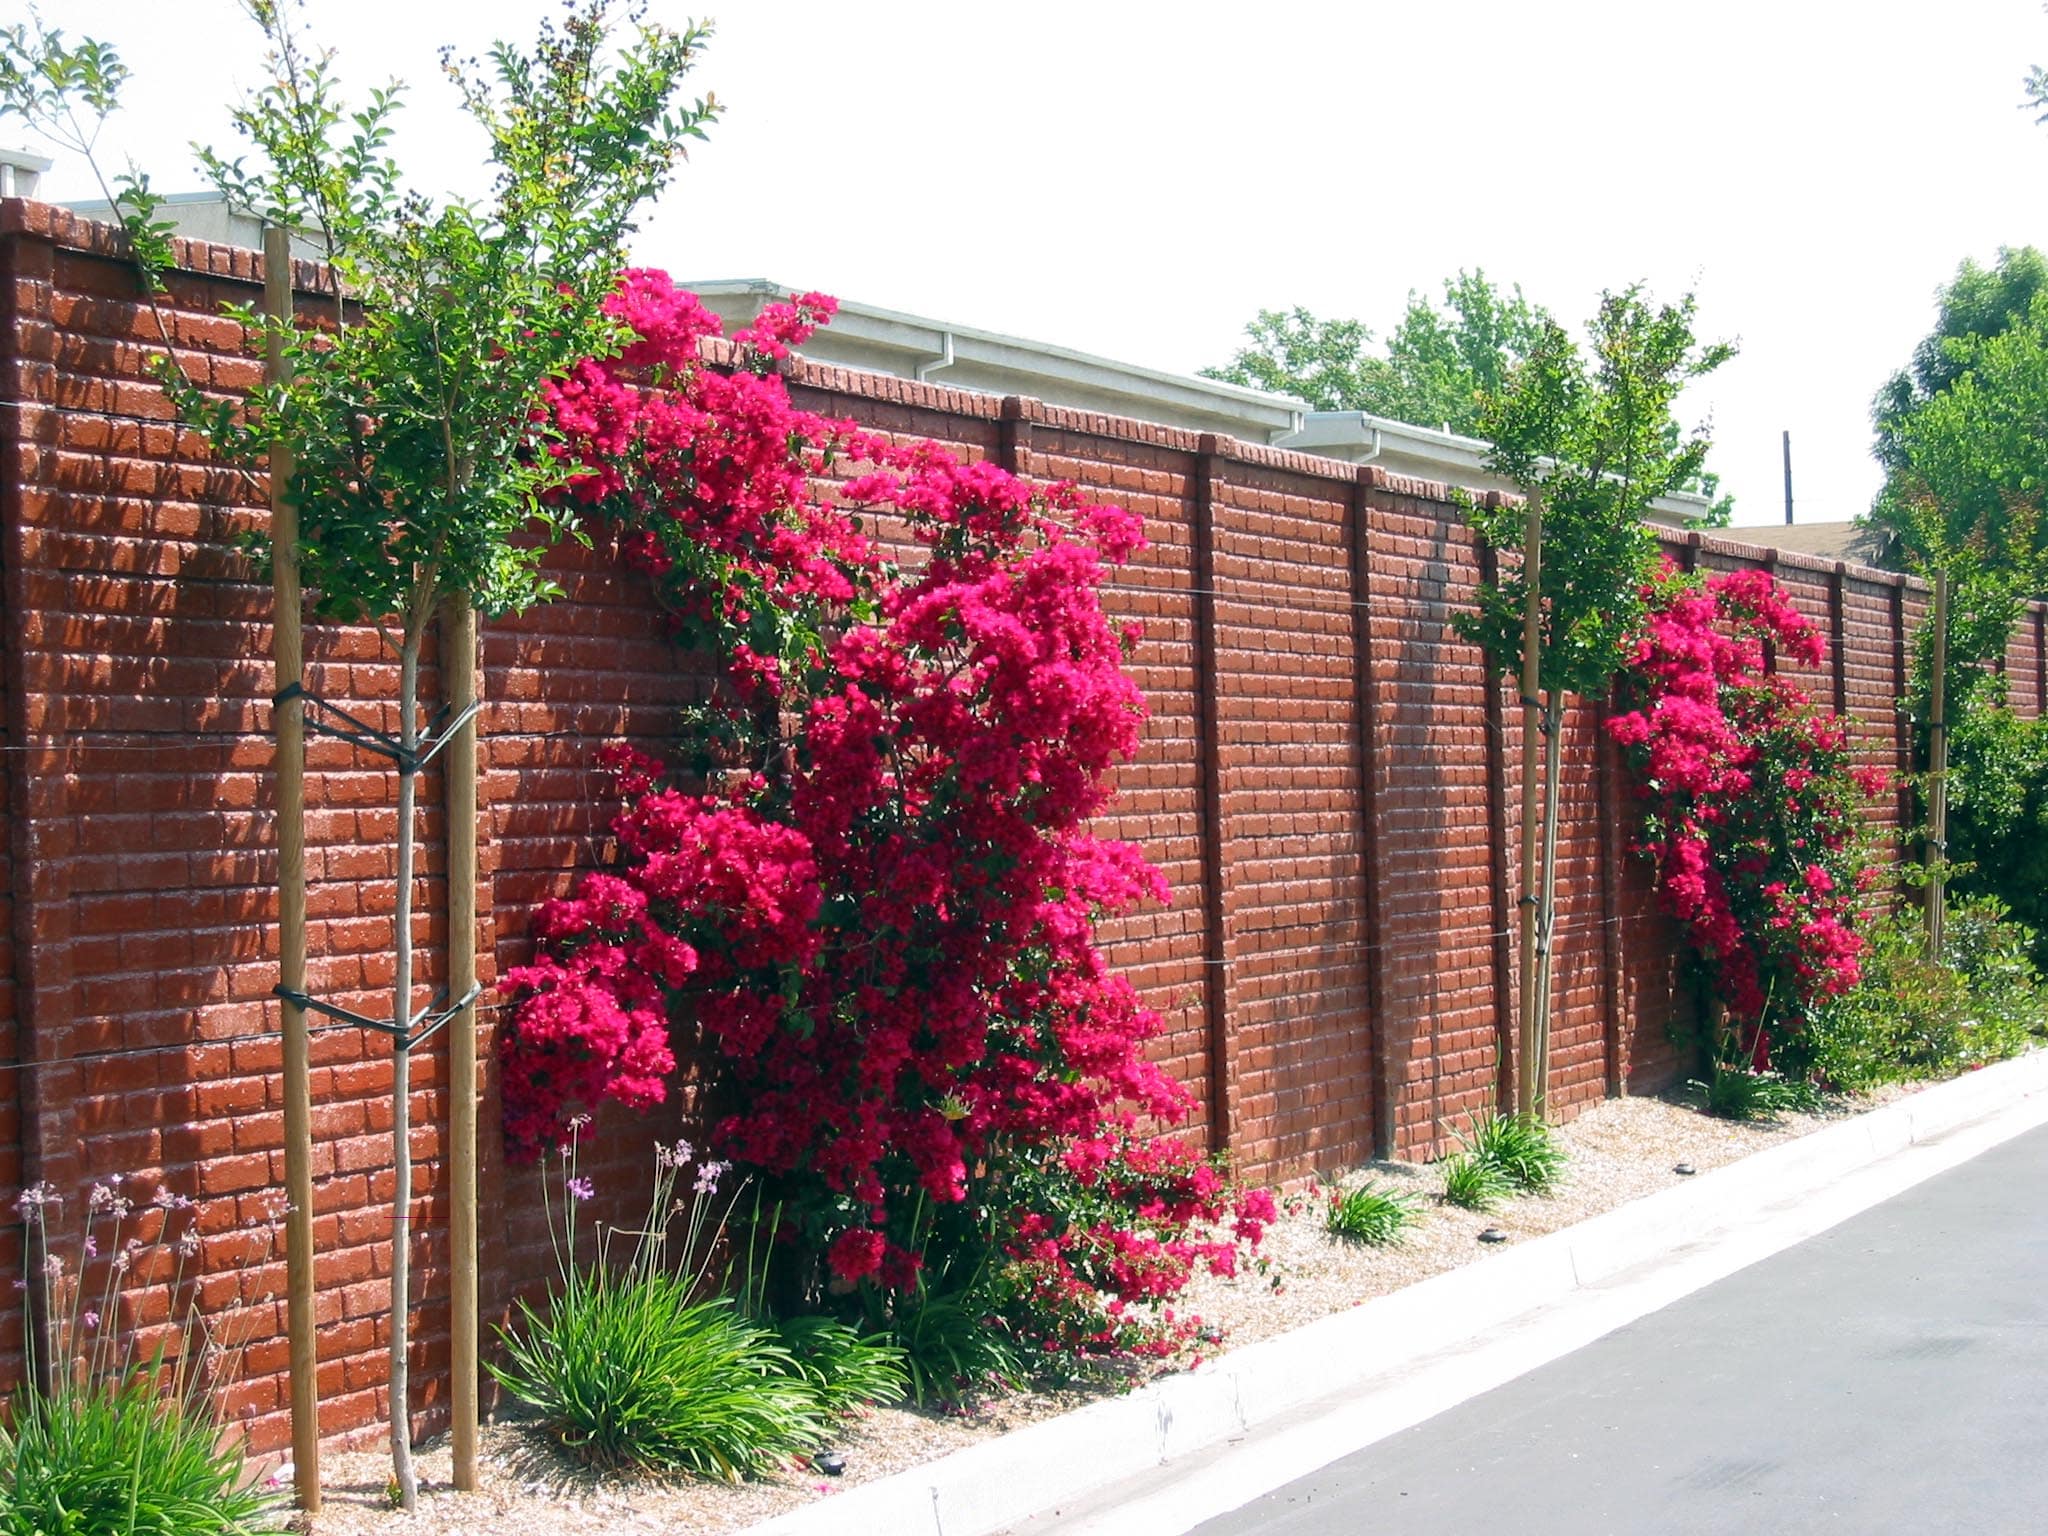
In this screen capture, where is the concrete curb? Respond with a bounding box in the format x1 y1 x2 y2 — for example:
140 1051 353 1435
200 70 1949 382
738 1051 2048 1536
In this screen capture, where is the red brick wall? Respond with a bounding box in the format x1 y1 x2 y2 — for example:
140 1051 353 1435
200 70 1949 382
3 199 2029 1451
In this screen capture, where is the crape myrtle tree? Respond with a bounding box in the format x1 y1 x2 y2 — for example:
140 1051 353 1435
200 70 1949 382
1459 288 1732 1116
2 0 716 1507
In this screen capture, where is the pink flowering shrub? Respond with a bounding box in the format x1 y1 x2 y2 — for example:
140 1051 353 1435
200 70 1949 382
499 273 1263 1366
1608 565 1886 1066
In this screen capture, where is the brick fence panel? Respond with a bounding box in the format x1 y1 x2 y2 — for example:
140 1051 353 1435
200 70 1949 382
3 201 2027 1450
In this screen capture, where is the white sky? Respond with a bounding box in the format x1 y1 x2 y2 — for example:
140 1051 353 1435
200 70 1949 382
30 0 2048 528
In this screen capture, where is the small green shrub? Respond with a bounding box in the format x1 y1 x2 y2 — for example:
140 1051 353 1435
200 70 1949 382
1792 897 2047 1092
1438 1152 1509 1212
1943 897 2048 1049
1324 1183 1419 1245
1466 1114 1566 1194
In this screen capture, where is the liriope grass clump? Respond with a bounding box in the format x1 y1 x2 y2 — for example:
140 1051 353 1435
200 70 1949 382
1437 1112 1566 1210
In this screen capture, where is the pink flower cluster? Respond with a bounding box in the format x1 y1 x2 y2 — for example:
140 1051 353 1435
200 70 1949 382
501 274 1265 1354
1608 566 1882 1062
1005 1136 1278 1359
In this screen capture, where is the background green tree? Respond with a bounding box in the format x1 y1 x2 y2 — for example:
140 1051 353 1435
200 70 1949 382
1206 270 1733 523
1868 243 2048 963
1869 247 2048 581
1203 268 1546 432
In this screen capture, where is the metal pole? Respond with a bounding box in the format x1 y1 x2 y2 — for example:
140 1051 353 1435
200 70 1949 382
265 225 320 1514
442 596 480 1491
1516 494 1544 1120
1782 430 1794 525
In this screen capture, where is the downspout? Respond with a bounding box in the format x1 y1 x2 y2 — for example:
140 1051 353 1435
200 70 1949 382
915 329 955 382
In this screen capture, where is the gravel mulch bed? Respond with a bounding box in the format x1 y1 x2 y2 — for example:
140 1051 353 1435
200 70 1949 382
299 1084 1906 1536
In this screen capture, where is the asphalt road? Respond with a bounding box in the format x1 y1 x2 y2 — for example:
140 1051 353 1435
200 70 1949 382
1193 1120 2048 1536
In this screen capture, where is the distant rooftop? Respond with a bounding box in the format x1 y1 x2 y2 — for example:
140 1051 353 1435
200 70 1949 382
1717 519 1891 565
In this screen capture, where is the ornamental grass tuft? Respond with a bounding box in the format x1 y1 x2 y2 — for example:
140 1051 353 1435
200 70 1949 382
1 1373 281 1536
1323 1182 1419 1246
1466 1113 1567 1195
494 1266 830 1479
1699 1066 1823 1122
1438 1151 1510 1212
1438 1112 1566 1210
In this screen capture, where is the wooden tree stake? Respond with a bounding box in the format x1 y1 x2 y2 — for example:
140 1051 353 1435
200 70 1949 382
266 225 321 1513
443 596 480 1491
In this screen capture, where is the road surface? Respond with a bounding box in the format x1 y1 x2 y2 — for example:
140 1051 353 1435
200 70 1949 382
1193 1120 2048 1535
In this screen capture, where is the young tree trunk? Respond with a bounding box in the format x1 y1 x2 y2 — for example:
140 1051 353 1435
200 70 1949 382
389 633 421 1510
1532 693 1567 1120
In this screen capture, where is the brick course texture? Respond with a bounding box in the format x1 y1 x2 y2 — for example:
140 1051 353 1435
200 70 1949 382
3 200 2041 1451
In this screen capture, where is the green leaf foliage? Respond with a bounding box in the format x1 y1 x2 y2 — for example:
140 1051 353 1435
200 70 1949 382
1787 898 2047 1092
1199 305 1381 413
1201 269 1548 433
1459 286 1734 701
1942 697 2048 962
